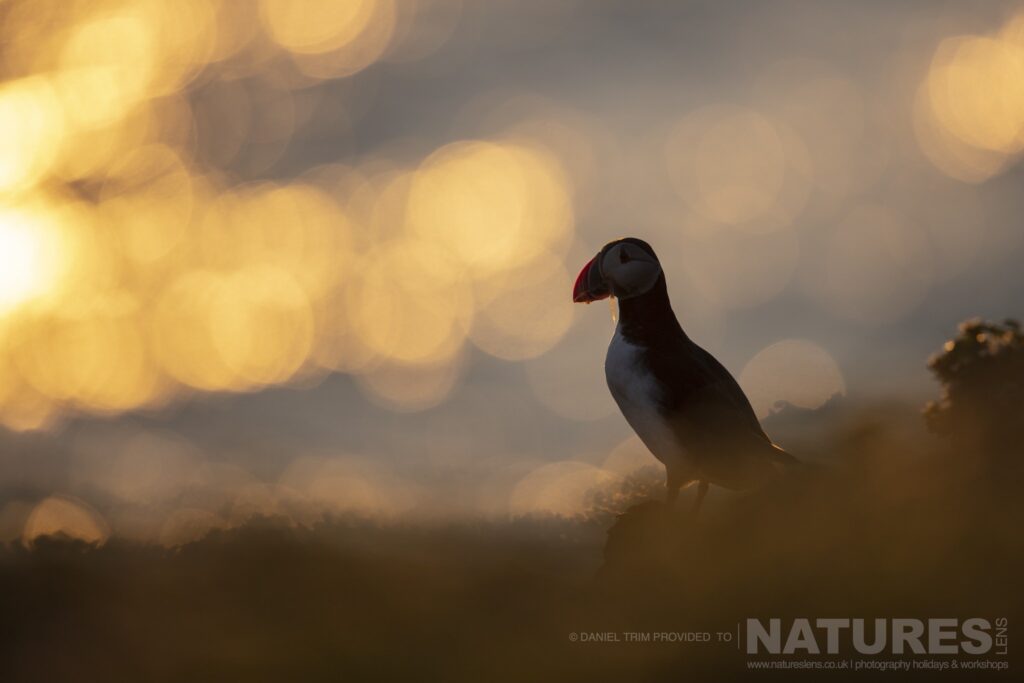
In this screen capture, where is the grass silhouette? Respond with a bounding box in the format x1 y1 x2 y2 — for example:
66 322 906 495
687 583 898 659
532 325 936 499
1 321 1021 681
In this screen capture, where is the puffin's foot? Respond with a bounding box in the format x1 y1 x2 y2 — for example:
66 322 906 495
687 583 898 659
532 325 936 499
690 480 709 517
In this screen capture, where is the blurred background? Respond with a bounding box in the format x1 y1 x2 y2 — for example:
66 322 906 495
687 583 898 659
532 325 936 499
1 0 1023 546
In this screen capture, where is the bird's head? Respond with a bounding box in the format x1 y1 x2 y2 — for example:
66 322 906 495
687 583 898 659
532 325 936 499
572 237 662 303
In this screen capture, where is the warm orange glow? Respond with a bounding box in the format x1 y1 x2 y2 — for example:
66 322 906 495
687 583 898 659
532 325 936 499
602 435 660 476
261 0 398 78
346 240 473 365
261 0 380 54
22 496 110 545
356 357 464 412
916 12 1024 181
509 461 620 517
739 339 846 419
0 0 1017 564
0 206 65 315
406 139 573 277
57 11 157 130
928 36 1024 154
469 253 574 360
0 76 65 193
0 0 589 431
0 0 1008 459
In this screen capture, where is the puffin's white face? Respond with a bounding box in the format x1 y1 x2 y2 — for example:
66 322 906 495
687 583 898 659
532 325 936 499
573 238 663 303
599 242 662 300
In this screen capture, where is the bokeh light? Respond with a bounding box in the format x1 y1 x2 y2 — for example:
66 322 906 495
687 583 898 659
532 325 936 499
22 495 110 545
71 428 204 505
509 461 619 517
0 205 67 315
0 0 589 432
279 455 418 517
1 0 1022 541
345 240 472 366
355 357 465 412
0 76 66 193
739 339 846 419
469 252 575 361
524 311 618 421
915 11 1024 181
602 435 660 476
406 139 574 278
665 105 811 232
260 0 397 79
756 60 885 200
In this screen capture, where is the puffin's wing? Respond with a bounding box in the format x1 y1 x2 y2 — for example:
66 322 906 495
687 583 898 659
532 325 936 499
688 343 767 437
648 341 783 459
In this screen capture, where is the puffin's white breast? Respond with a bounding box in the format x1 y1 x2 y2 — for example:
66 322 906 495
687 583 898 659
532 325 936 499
605 327 689 471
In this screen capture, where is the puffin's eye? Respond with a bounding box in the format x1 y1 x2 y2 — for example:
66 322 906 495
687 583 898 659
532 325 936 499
619 248 631 264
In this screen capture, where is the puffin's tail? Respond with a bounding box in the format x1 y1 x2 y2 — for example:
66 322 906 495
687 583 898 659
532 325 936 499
768 443 801 467
768 444 828 482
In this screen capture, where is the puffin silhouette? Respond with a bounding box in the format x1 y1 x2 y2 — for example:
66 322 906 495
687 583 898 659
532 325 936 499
573 237 798 513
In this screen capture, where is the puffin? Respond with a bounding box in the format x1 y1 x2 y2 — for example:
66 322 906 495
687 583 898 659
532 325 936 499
572 237 797 513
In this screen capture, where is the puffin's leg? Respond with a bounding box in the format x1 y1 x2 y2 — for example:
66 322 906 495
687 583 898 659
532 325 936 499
665 469 686 505
691 480 709 516
666 483 680 504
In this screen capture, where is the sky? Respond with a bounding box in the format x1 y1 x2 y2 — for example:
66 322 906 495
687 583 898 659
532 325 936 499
1 0 1023 544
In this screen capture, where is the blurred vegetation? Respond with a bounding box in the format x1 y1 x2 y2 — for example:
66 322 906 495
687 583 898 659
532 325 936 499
925 318 1024 478
1 430 1020 680
582 466 664 525
1 319 1021 681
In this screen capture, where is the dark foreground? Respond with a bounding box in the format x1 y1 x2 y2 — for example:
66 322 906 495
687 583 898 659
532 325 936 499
1 428 1021 682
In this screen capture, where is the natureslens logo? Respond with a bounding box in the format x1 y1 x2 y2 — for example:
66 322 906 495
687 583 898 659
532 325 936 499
746 618 1009 656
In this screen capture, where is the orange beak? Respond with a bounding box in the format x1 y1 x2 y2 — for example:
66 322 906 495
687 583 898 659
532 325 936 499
572 255 610 303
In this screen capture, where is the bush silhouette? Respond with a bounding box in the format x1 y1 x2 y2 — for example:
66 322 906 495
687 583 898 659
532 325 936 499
924 318 1024 476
